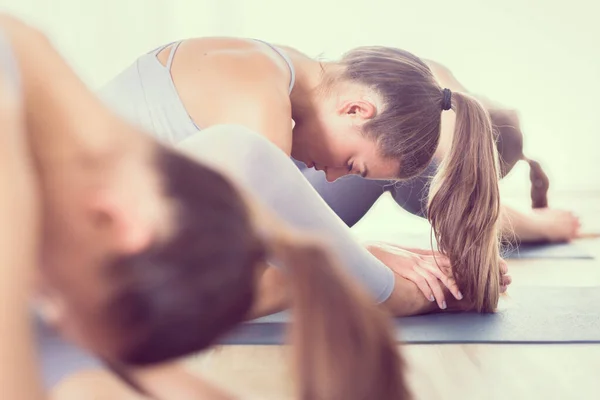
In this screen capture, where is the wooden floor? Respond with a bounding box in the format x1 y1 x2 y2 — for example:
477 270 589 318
185 193 600 400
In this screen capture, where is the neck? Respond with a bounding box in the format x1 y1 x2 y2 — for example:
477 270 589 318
434 110 456 161
285 49 338 127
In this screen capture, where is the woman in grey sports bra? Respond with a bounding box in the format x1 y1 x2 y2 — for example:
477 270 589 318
0 16 409 400
100 36 518 314
101 38 580 245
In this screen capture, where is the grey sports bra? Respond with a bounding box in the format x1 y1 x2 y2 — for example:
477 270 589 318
252 39 296 94
155 38 296 95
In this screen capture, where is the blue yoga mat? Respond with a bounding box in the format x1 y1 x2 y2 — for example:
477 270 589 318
221 286 600 345
503 242 593 259
35 318 101 388
387 234 593 259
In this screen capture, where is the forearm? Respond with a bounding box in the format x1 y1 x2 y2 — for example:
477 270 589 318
53 365 235 400
0 272 45 400
0 21 45 398
247 265 290 320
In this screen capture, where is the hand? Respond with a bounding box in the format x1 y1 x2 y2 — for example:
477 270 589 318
531 208 581 242
498 257 511 293
394 245 512 294
365 242 462 310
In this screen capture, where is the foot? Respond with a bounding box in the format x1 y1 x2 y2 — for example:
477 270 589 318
530 208 581 243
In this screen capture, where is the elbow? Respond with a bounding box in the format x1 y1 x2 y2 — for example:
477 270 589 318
0 13 50 44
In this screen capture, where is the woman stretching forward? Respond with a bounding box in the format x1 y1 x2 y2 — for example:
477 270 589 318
101 37 508 312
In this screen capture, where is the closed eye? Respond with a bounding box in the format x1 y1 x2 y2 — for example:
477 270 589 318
348 162 367 178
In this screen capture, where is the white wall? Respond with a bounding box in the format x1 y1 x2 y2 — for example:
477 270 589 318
1 0 598 195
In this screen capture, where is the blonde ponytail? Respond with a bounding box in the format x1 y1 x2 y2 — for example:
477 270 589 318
243 194 408 399
428 91 502 313
269 232 410 400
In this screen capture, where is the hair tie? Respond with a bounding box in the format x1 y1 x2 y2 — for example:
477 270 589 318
441 88 452 111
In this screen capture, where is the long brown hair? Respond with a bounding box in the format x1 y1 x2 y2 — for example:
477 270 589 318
267 230 410 400
428 92 501 312
103 147 409 399
339 47 502 312
488 108 549 208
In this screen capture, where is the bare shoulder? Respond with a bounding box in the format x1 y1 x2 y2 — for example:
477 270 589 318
166 37 292 99
166 37 294 153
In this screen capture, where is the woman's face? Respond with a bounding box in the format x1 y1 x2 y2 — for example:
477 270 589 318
35 144 172 362
291 88 400 182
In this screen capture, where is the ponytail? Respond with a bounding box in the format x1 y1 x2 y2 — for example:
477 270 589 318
269 233 410 400
428 91 502 313
485 107 550 210
240 190 409 399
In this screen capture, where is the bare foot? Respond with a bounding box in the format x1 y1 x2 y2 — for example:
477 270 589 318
531 208 581 243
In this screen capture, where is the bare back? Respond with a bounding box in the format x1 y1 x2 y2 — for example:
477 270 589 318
155 38 295 153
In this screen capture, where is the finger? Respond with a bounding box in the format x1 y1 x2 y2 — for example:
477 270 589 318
414 266 447 309
404 269 435 303
419 260 462 300
428 253 452 268
499 259 509 275
501 275 512 291
423 254 454 279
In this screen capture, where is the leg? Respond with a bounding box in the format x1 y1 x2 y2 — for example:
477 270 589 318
389 163 437 218
176 125 395 303
176 125 456 316
292 159 389 227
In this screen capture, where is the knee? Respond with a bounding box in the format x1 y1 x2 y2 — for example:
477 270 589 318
176 124 292 185
178 124 282 163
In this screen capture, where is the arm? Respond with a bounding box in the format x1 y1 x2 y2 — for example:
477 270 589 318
0 26 44 399
52 365 236 400
247 265 290 320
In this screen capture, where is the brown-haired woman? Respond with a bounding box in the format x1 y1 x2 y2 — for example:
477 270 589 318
0 15 409 400
296 59 581 241
101 38 511 313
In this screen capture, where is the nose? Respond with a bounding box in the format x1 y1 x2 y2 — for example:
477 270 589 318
325 167 349 183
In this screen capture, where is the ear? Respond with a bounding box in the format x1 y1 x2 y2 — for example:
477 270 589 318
87 191 153 255
338 99 377 121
